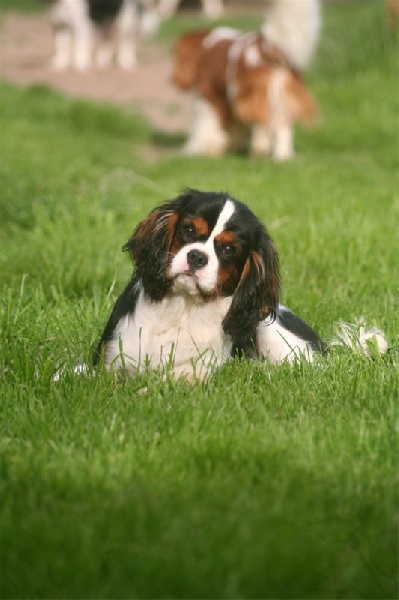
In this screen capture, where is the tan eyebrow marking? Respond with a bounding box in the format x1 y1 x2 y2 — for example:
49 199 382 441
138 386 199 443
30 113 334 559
214 230 238 245
191 217 209 236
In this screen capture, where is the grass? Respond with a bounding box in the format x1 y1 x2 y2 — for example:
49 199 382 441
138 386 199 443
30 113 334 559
0 0 44 14
0 1 398 598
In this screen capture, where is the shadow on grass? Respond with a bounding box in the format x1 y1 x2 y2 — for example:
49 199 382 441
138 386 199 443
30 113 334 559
151 129 186 149
150 128 253 159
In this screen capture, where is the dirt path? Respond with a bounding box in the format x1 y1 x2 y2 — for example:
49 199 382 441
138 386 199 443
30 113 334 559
0 11 191 132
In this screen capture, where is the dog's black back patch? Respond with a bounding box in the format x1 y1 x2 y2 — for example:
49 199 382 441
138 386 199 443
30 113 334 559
277 307 326 353
88 0 124 25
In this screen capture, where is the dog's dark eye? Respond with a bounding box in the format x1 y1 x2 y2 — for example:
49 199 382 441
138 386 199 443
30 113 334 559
181 223 196 242
222 244 236 258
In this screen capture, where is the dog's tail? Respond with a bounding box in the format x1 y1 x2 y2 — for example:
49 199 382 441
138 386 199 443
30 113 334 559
262 0 321 72
330 320 388 357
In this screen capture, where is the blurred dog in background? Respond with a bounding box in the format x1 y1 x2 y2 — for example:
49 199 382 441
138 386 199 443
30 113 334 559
50 0 160 70
172 0 320 160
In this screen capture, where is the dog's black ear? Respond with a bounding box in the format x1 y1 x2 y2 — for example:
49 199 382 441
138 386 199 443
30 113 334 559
223 232 280 346
122 197 183 301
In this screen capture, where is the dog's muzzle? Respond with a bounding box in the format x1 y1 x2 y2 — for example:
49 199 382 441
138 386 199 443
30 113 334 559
187 249 209 272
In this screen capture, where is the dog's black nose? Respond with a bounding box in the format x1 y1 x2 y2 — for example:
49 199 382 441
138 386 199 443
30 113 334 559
187 249 208 271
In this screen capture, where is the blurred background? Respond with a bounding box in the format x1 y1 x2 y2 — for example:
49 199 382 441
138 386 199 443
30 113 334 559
0 0 394 137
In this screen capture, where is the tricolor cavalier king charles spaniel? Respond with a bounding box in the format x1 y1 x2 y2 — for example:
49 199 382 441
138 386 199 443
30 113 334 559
92 189 387 381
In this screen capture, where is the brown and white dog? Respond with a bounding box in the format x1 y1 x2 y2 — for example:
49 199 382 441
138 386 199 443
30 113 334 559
172 0 321 160
50 0 159 70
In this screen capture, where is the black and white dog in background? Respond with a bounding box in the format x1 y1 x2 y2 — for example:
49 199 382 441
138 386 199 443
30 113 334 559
50 0 160 70
88 189 388 382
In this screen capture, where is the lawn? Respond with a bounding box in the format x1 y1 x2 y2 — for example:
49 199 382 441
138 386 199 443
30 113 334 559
0 1 398 598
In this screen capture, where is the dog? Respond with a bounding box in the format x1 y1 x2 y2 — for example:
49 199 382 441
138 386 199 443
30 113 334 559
50 0 159 70
171 0 320 160
92 189 387 381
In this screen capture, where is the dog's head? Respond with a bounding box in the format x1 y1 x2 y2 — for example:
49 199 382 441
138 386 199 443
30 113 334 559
124 189 280 342
172 27 240 92
171 29 211 90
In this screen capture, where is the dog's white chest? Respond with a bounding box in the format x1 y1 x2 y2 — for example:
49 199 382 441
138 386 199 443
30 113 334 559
104 291 232 379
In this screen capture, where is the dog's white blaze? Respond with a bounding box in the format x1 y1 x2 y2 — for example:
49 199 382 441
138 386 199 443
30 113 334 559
210 199 236 237
105 290 232 379
169 199 236 294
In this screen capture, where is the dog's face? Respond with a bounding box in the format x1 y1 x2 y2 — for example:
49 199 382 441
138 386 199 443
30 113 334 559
171 29 210 90
124 189 280 342
168 197 246 299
